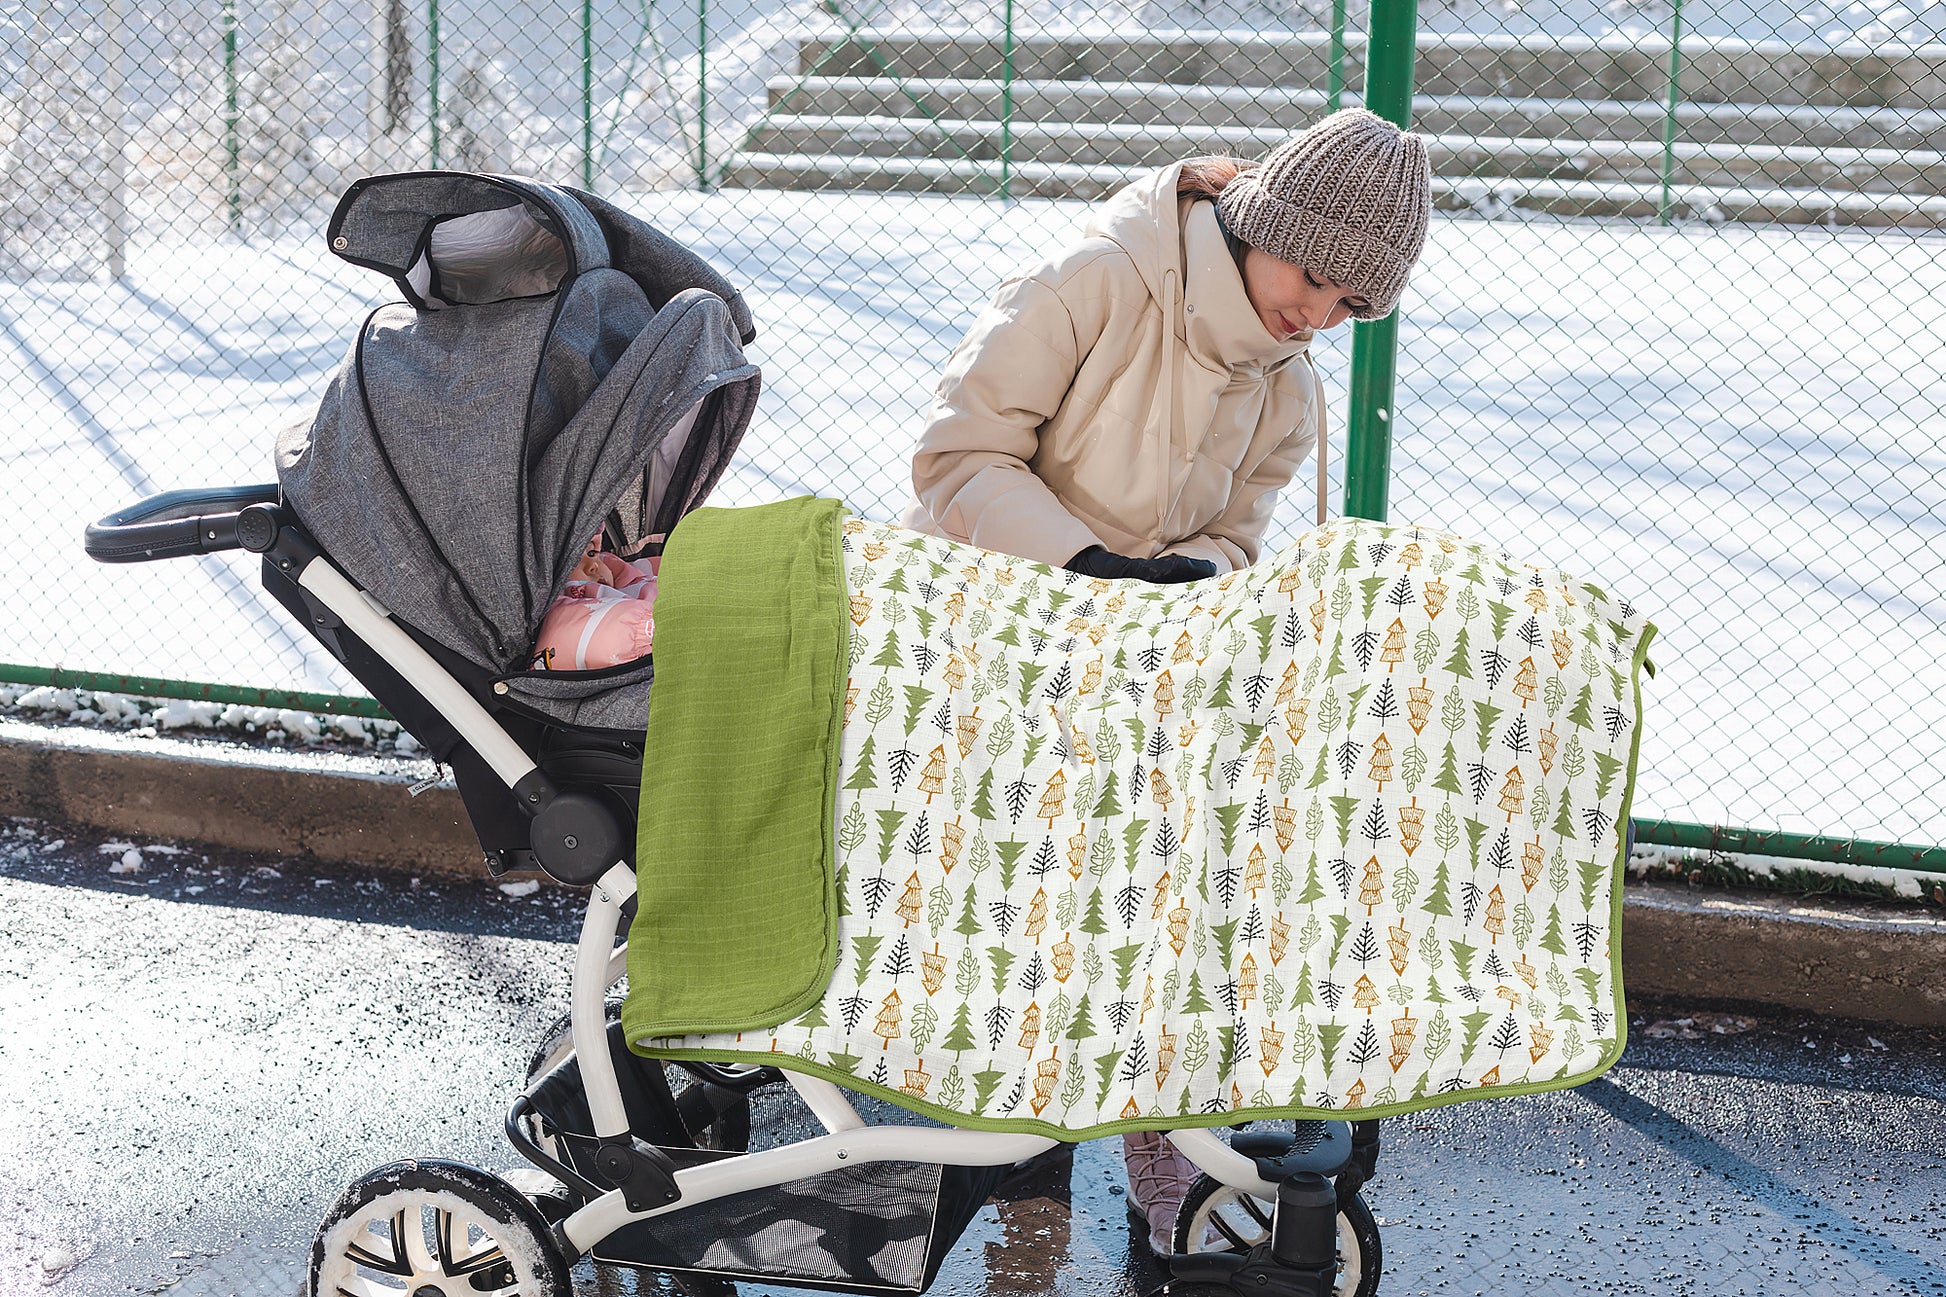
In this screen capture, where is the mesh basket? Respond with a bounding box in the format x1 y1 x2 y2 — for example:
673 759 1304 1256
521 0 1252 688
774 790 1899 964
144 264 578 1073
520 1018 1001 1294
593 1156 1003 1294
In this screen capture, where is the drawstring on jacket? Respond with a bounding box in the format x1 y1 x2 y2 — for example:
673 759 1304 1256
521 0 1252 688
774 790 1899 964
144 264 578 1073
1152 269 1179 541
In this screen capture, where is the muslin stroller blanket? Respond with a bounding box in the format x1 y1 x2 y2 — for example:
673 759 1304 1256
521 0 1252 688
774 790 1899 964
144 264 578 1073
623 498 1654 1139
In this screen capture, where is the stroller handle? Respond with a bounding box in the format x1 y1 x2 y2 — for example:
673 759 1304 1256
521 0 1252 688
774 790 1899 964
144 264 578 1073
84 483 282 564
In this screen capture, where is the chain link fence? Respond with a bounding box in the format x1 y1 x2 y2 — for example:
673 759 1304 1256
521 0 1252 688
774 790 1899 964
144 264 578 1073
2 0 1942 865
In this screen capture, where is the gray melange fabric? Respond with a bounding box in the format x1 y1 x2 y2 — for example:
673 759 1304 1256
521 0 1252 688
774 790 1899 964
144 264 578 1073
276 171 759 732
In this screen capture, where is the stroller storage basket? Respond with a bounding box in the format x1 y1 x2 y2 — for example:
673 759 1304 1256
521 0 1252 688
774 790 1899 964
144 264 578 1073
519 1020 1001 1295
592 1158 1003 1296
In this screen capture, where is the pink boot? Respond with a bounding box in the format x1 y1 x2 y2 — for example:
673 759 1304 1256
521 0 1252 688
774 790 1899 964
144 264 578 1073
1123 1130 1204 1258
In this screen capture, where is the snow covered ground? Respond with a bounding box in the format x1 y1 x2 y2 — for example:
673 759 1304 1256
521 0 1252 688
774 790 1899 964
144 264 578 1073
2 188 1942 849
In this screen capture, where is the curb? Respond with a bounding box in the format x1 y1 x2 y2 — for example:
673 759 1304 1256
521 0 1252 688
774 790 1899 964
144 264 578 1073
0 716 481 876
3 719 1943 1027
1621 882 1946 1030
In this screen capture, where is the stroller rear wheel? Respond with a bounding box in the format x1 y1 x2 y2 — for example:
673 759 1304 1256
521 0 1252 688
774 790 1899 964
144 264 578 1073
310 1158 571 1297
1173 1174 1381 1297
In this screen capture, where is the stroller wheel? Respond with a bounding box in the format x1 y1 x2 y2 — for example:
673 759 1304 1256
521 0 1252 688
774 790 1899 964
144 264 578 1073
310 1158 571 1297
1172 1174 1381 1297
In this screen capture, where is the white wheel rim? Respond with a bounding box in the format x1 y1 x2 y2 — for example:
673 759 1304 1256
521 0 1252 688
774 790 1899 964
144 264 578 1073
316 1189 545 1297
1183 1187 1364 1296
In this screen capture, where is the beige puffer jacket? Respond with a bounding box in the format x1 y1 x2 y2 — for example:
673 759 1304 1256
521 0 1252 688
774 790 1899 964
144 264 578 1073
902 163 1325 573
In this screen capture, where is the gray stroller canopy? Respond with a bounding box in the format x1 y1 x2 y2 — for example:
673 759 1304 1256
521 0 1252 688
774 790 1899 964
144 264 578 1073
277 172 760 725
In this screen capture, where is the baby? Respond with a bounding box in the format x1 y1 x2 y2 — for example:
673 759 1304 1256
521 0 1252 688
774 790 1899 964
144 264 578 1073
529 538 657 671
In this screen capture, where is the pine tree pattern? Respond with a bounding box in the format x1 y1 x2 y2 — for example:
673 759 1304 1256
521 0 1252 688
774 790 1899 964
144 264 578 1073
644 517 1653 1134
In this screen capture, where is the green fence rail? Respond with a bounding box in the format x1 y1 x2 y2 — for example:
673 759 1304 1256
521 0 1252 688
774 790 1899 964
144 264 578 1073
2 0 1942 879
0 664 388 720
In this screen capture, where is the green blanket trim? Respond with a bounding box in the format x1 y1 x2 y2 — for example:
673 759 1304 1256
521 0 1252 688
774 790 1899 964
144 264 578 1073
638 618 1663 1139
1598 620 1658 1078
621 497 849 1042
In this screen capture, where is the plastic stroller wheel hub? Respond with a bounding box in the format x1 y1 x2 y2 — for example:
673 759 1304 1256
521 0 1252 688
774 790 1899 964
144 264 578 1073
310 1159 571 1297
1173 1173 1381 1297
529 790 628 884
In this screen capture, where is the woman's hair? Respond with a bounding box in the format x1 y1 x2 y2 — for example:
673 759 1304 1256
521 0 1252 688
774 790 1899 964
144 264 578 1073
1179 156 1257 269
1175 155 1258 200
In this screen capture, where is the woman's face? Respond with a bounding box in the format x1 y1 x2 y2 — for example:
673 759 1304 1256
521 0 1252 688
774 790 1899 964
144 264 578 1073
1240 246 1370 338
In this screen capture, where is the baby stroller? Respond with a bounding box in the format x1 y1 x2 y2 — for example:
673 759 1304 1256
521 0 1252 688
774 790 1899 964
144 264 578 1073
86 172 1385 1297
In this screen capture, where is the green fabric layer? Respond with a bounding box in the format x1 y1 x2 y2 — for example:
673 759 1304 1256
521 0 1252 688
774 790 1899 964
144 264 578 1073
621 496 848 1041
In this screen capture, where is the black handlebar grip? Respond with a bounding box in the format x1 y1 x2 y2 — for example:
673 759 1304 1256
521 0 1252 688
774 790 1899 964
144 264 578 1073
84 484 280 564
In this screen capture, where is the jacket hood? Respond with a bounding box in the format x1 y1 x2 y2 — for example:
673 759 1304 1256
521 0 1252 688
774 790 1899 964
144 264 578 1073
1084 163 1184 309
1182 201 1312 374
1087 164 1311 372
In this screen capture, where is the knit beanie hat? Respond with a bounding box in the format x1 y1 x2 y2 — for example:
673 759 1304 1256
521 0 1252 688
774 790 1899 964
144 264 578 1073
1215 108 1433 320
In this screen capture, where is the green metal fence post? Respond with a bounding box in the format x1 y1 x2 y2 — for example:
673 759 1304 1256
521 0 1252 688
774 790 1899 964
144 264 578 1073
103 0 128 278
428 0 441 166
1342 0 1419 521
1658 0 1685 226
582 0 595 187
1327 0 1348 113
222 0 240 232
692 0 708 186
1000 0 1015 201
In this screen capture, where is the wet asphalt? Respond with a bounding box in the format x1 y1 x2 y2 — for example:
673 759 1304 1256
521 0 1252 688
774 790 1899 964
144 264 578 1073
2 817 1941 1297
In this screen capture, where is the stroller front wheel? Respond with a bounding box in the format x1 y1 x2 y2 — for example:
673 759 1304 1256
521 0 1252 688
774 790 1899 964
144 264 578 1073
310 1158 572 1297
1173 1173 1382 1297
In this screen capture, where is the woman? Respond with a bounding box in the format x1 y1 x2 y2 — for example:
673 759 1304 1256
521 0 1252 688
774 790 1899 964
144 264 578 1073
905 106 1432 585
902 108 1434 1254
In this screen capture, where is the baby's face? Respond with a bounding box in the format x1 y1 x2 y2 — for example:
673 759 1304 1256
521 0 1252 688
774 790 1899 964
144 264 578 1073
573 546 607 583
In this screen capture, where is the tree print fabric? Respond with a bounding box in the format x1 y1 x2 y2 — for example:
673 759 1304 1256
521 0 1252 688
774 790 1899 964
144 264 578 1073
640 514 1656 1138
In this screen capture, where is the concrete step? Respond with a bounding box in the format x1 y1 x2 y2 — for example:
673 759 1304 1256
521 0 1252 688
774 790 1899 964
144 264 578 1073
716 150 1946 227
744 114 1946 193
796 28 1946 110
1436 173 1946 226
766 76 1946 152
717 151 1134 201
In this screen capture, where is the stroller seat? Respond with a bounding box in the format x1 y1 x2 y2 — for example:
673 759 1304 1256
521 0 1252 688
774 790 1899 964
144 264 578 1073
270 171 762 872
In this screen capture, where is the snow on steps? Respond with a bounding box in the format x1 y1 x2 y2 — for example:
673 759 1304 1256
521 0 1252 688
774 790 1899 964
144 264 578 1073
793 28 1946 110
719 150 1946 227
717 26 1946 226
764 77 1946 151
743 114 1946 194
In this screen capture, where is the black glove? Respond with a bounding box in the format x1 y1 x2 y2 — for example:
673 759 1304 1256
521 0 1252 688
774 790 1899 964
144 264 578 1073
1064 545 1218 584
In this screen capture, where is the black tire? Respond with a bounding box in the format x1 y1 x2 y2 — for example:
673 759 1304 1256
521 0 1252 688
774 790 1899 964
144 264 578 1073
524 1003 754 1152
1172 1174 1382 1297
310 1159 572 1297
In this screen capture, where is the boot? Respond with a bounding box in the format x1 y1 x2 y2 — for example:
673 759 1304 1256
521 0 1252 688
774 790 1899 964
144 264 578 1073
1122 1130 1203 1258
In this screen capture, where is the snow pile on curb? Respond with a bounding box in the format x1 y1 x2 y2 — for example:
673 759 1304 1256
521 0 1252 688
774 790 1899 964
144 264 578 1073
1629 844 1946 905
0 682 418 754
